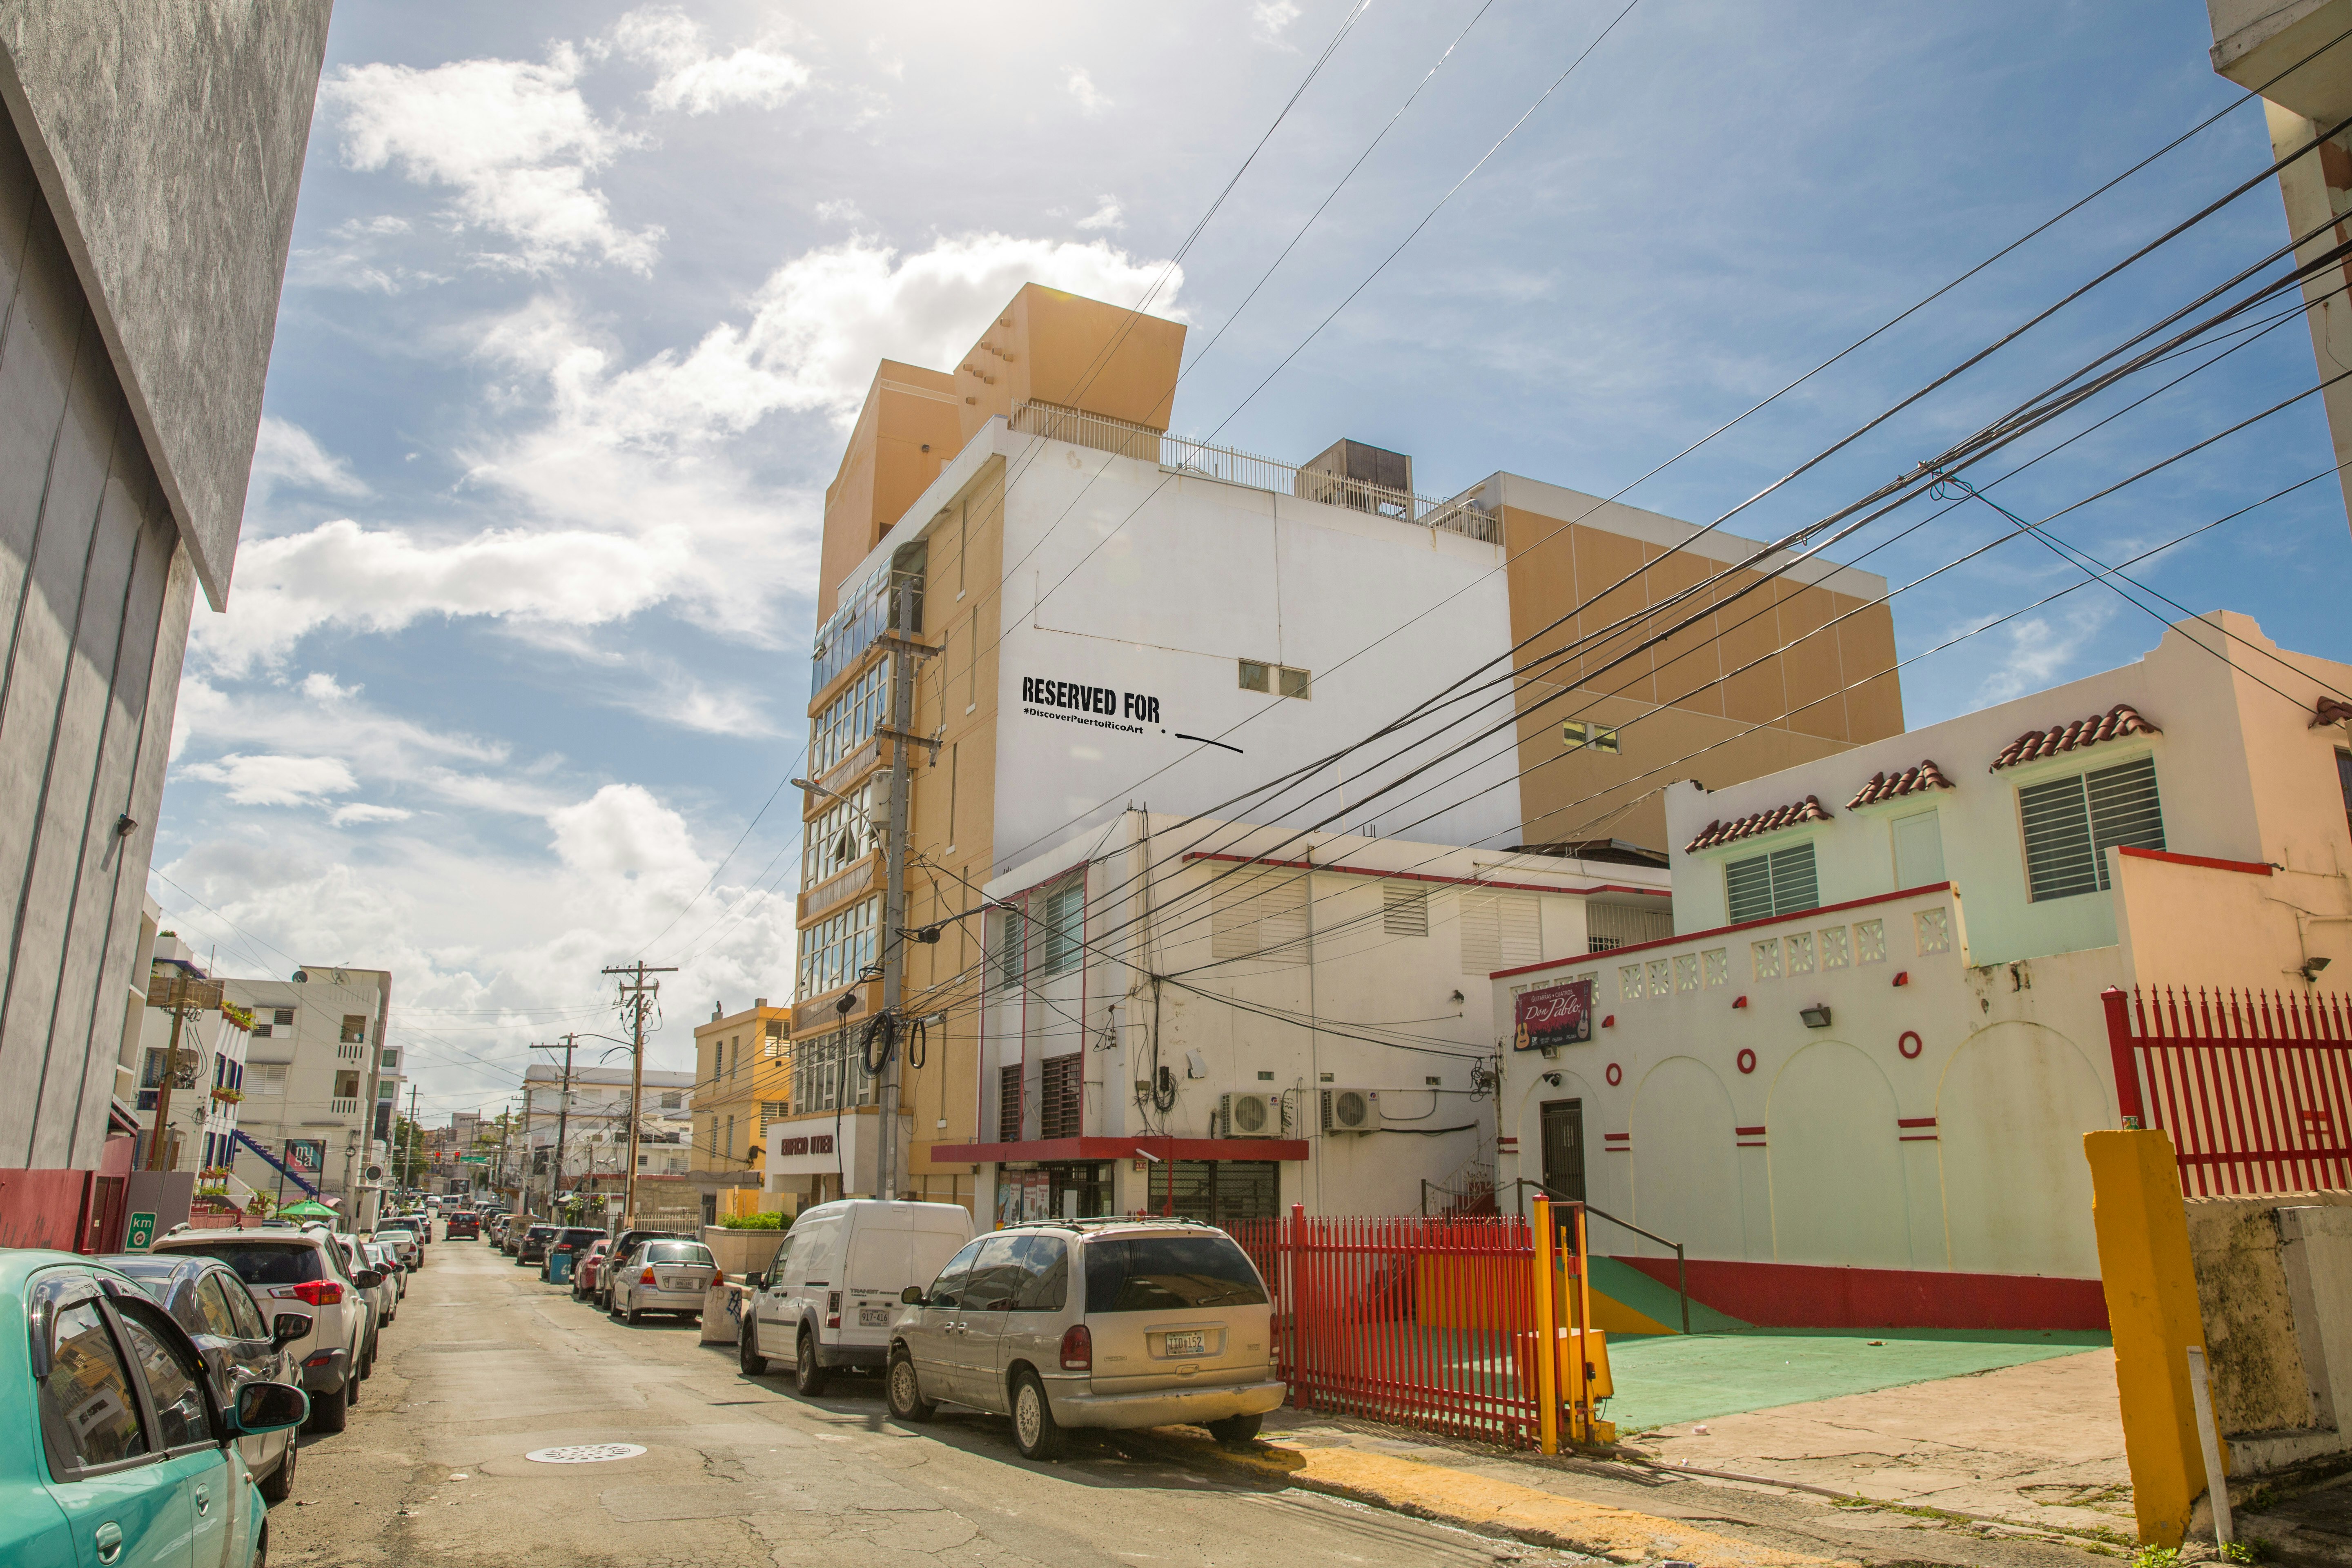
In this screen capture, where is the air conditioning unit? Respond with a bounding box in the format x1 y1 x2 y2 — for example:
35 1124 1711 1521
1320 1087 1383 1134
1220 1091 1283 1138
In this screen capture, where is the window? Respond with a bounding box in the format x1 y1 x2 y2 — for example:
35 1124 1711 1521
797 896 879 997
39 1298 147 1475
790 1029 873 1115
273 1008 294 1026
998 1062 1022 1140
660 1091 683 1111
2336 749 2350 838
724 1115 735 1159
809 655 889 775
2018 755 2165 901
991 905 1027 987
1278 666 1311 699
1562 720 1619 752
1239 660 1310 697
1459 891 1540 974
1082 1234 1269 1312
1238 659 1270 693
1724 842 1819 923
802 789 875 891
340 1015 367 1044
333 1070 361 1099
1037 875 1085 978
1040 1053 1082 1139
379 1049 399 1071
1382 882 1429 936
114 1305 211 1451
1210 868 1309 965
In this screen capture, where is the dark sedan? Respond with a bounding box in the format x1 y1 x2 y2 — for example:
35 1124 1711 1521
444 1211 480 1239
102 1251 312 1503
540 1227 605 1282
515 1224 558 1265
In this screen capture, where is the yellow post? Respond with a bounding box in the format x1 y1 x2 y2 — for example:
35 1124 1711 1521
1573 1204 1595 1446
1531 1196 1559 1455
2084 1129 2216 1548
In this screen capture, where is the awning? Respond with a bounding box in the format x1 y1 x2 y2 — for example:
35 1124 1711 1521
931 1136 1309 1163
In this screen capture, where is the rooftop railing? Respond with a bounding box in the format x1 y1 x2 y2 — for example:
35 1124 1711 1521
1009 400 1501 544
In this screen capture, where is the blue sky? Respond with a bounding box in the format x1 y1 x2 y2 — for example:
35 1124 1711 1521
147 0 2352 1122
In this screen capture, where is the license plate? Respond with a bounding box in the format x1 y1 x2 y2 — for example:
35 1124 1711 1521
1163 1330 1207 1357
859 1307 890 1326
660 1275 688 1290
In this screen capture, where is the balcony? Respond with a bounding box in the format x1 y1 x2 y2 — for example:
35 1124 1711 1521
328 1097 361 1116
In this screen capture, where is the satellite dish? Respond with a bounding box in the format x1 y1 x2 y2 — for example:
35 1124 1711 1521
291 970 309 983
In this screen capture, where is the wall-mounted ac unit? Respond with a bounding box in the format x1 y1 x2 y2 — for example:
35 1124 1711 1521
1320 1087 1383 1134
1220 1091 1283 1138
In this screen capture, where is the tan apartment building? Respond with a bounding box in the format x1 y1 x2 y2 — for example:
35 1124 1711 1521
786 283 1906 1214
688 998 790 1222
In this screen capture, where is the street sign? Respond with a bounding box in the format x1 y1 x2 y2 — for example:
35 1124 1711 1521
459 1155 488 1164
125 1212 157 1252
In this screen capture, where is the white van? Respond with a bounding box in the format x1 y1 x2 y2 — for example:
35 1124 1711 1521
739 1199 973 1395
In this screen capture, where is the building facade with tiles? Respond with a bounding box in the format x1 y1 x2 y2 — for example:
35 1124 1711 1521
1494 612 2352 1329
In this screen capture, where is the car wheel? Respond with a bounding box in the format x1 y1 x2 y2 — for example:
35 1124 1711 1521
1206 1413 1262 1446
739 1319 767 1375
1011 1370 1067 1461
259 1433 299 1504
622 1293 637 1325
886 1349 936 1422
303 1382 348 1435
794 1327 830 1397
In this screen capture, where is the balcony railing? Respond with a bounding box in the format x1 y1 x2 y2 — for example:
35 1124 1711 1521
1010 400 1502 544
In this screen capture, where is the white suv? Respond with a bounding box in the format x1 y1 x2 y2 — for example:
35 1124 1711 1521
740 1200 973 1395
153 1224 386 1434
882 1219 1284 1459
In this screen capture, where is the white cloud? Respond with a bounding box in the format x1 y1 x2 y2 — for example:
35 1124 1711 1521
814 198 866 225
1066 67 1112 116
1972 601 2115 706
327 47 662 274
179 753 360 808
614 7 811 115
1074 196 1124 232
1250 0 1303 45
251 417 369 500
547 783 707 889
330 803 414 826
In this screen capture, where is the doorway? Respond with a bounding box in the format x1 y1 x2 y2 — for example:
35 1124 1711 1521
1540 1099 1586 1202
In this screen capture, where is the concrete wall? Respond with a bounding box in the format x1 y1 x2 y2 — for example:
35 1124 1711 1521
0 0 331 606
2182 1193 2352 1474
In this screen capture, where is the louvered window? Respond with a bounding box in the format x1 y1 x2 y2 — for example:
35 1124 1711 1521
999 1062 1024 1141
1725 843 1818 924
1040 1054 1082 1139
1036 875 1085 978
2018 755 2164 901
1382 882 1429 936
992 906 1026 987
1460 891 1541 975
1209 869 1310 965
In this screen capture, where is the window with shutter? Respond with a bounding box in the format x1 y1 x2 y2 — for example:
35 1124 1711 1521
1382 882 1429 936
1724 842 1819 923
1036 875 1085 978
2018 755 2164 900
1040 1054 1082 1139
1209 869 1310 965
992 906 1026 987
999 1062 1024 1141
1460 891 1541 974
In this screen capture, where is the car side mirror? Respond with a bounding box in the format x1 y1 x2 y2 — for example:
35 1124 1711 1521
900 1285 924 1305
353 1269 383 1290
270 1312 311 1349
746 1271 764 1290
232 1381 309 1436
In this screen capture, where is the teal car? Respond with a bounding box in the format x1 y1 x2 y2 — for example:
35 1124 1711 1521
4 1249 309 1568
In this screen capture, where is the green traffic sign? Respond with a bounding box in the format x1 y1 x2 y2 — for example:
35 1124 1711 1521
125 1212 157 1252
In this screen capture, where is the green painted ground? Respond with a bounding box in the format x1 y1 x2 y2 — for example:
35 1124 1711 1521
1601 1327 2113 1434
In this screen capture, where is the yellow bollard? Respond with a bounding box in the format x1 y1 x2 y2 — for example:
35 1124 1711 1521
1531 1196 1558 1456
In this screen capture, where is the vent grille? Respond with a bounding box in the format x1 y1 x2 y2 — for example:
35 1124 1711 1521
1210 868 1311 965
1725 843 1818 924
2020 755 2163 901
1459 891 1540 975
1382 882 1430 936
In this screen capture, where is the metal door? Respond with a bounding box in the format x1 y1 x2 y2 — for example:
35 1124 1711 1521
1540 1099 1586 1202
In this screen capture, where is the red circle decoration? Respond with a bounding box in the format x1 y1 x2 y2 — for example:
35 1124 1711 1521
1605 1062 1622 1087
1736 1049 1757 1076
1899 1030 1924 1060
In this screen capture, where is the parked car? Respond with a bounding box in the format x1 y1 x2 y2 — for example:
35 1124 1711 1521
444 1211 480 1240
539 1227 604 1282
571 1238 611 1301
607 1238 718 1324
485 1216 508 1247
592 1229 688 1310
7 1251 309 1568
502 1218 537 1258
880 1218 1283 1461
740 1200 972 1396
153 1225 383 1434
515 1224 557 1266
370 1226 420 1273
333 1234 398 1340
101 1252 312 1503
361 1240 407 1305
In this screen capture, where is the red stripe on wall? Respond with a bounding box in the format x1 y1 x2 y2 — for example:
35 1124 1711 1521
1735 1125 1766 1136
1610 1256 2109 1331
1896 1117 1938 1128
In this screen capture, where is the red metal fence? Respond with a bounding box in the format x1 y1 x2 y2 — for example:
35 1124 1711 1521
1232 1209 1547 1446
2104 984 2352 1196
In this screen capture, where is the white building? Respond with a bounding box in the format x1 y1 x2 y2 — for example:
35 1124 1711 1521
918 811 1671 1225
224 967 398 1218
519 1063 694 1212
124 933 247 1179
1494 612 2352 1330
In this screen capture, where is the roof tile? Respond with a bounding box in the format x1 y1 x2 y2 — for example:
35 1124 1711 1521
1989 703 2160 772
1846 760 1956 810
1684 795 1833 855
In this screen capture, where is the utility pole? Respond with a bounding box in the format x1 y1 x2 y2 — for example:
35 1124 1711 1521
404 1082 419 1198
602 964 675 1229
145 971 224 1171
531 1034 579 1221
873 575 938 1201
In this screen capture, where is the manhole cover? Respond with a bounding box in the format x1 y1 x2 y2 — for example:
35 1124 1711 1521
525 1443 646 1464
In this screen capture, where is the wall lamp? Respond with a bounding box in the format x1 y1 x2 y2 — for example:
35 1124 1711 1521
1541 1072 1563 1087
1800 1004 1833 1029
2304 957 2334 983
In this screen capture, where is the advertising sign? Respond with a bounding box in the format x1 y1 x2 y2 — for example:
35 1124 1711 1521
285 1138 325 1176
1513 978 1594 1051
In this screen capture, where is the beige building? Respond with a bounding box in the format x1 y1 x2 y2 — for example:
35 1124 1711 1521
688 998 790 1221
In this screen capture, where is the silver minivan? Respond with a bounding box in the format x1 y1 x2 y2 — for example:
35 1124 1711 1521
883 1218 1284 1459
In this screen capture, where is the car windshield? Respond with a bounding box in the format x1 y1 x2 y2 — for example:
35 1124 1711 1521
1082 1234 1270 1312
161 1242 323 1286
106 1259 182 1285
644 1242 714 1265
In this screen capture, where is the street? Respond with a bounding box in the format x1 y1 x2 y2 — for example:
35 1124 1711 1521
270 1232 1608 1568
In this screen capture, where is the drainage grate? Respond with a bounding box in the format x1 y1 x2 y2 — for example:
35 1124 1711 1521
525 1443 646 1464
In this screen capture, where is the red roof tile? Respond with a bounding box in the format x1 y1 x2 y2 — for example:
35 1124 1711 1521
1684 795 1833 854
1846 760 1955 810
1989 703 2160 771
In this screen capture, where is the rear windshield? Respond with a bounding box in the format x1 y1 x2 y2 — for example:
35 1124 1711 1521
555 1230 602 1245
1082 1234 1269 1313
526 1226 555 1238
644 1242 714 1265
163 1243 323 1287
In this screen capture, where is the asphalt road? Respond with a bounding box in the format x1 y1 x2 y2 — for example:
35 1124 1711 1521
268 1228 1613 1568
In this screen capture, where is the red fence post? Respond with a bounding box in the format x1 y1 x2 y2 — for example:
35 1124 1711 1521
1287 1201 1309 1411
2103 986 2144 1129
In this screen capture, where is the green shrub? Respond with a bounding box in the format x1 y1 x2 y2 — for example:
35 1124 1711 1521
719 1210 787 1229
